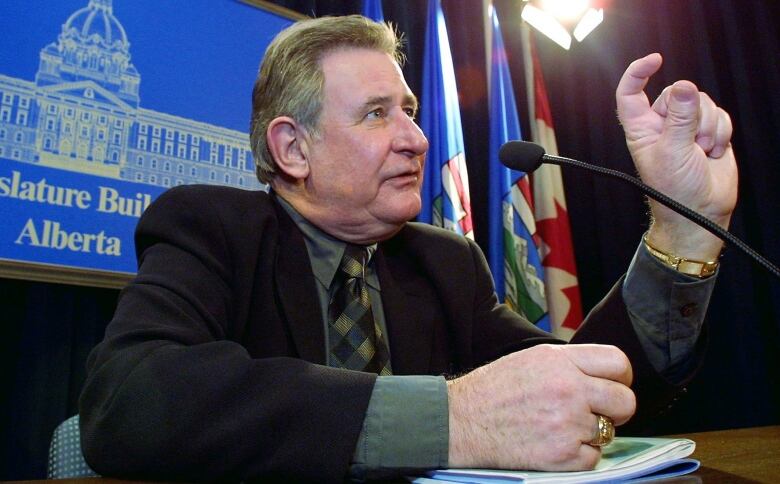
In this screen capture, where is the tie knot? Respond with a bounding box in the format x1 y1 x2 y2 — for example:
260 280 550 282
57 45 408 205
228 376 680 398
340 244 369 279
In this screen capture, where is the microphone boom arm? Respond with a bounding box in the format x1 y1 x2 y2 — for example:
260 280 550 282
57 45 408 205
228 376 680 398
542 153 780 279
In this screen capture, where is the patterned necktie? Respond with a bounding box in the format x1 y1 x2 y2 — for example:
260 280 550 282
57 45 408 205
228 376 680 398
328 244 391 375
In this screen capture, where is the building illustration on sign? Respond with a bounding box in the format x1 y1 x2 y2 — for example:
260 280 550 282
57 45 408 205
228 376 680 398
0 0 263 191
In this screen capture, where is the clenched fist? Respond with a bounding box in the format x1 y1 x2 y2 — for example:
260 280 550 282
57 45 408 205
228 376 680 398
447 344 635 470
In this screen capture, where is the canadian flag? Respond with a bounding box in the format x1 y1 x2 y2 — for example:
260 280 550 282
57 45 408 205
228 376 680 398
521 25 584 340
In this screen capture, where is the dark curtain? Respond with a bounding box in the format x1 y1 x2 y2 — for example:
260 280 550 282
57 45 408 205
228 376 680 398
2 0 778 479
500 0 780 436
0 278 118 480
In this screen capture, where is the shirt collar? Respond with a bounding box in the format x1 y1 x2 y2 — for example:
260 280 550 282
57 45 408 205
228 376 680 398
276 195 380 291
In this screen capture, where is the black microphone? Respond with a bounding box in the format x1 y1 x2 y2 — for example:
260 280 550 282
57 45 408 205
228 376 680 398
498 140 780 279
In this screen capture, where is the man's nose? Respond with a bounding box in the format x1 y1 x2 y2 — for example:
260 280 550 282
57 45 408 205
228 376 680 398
392 111 429 157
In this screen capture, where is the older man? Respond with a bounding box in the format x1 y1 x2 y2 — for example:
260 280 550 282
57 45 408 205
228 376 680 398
79 14 736 482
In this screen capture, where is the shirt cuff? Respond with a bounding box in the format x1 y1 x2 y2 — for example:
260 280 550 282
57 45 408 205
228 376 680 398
623 241 717 379
350 375 448 480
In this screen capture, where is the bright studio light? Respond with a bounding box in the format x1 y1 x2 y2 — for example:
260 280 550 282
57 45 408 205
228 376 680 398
573 8 604 41
521 1 605 49
521 4 572 50
539 0 589 22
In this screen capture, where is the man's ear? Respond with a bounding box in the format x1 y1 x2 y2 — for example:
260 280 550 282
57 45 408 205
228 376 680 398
266 117 310 180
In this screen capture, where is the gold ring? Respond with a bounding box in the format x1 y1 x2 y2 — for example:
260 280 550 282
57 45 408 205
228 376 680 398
589 415 615 447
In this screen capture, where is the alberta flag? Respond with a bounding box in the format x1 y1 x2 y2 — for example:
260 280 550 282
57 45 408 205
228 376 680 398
521 24 583 339
419 0 474 239
487 5 549 330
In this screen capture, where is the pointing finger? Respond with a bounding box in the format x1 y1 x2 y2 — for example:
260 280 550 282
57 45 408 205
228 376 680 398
616 53 663 123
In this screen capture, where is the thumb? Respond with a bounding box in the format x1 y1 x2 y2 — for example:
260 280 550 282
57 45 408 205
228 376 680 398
662 81 700 148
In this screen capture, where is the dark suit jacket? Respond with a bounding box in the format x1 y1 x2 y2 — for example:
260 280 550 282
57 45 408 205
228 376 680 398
79 185 691 483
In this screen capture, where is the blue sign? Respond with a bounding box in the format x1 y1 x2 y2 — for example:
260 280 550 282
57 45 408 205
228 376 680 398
0 0 298 282
1 157 164 273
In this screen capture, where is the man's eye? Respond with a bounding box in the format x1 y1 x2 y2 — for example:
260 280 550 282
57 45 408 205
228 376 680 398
366 108 385 120
404 108 417 119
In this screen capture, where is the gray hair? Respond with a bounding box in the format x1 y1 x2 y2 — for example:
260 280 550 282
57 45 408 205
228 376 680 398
249 15 405 183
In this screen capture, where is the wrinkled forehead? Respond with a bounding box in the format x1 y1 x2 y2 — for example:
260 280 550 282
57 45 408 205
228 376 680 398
319 47 415 101
319 46 404 75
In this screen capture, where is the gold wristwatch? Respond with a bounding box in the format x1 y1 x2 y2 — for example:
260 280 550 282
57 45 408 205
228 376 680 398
643 233 719 278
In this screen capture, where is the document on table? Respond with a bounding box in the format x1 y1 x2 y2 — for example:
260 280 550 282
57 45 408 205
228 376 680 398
412 437 699 483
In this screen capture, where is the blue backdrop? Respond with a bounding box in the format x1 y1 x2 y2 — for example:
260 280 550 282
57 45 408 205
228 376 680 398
0 0 295 276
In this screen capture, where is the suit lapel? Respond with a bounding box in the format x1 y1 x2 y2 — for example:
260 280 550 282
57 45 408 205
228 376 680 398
376 234 439 375
271 203 442 371
272 199 326 364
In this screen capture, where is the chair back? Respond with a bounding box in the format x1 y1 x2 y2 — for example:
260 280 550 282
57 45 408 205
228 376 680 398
47 414 100 479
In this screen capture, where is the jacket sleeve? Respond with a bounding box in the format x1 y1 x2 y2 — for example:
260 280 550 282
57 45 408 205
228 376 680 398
463 236 701 431
79 186 375 483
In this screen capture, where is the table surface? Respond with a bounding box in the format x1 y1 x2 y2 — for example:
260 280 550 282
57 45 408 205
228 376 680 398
665 425 780 483
6 425 779 483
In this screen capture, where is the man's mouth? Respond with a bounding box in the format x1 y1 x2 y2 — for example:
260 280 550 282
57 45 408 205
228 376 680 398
386 171 420 186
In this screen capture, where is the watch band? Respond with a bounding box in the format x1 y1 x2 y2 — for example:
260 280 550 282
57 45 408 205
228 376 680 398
643 233 719 278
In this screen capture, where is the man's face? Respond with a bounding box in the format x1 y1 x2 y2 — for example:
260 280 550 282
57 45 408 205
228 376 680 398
301 48 429 241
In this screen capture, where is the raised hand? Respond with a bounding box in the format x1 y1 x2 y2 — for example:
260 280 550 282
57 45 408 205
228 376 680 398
616 53 738 259
447 344 635 470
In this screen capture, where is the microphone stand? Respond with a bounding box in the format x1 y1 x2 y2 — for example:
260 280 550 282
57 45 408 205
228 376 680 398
542 153 780 280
